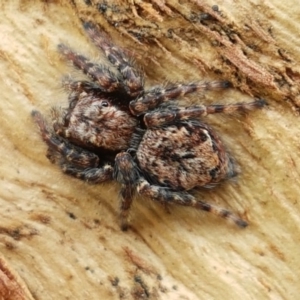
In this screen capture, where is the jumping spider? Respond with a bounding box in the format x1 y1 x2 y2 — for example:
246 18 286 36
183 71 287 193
32 22 266 230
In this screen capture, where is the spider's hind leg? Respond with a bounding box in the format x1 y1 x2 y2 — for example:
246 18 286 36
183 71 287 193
60 163 113 183
137 178 248 228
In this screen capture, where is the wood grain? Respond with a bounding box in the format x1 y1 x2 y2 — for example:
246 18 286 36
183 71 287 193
0 0 300 299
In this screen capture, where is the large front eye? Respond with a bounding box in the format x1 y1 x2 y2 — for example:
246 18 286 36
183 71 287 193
101 100 109 107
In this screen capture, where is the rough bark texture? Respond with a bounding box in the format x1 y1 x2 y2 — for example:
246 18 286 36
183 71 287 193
1 0 300 299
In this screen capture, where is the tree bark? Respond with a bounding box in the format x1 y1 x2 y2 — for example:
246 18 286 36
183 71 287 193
0 0 300 299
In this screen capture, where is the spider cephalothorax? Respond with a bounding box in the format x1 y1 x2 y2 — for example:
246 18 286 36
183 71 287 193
32 22 266 230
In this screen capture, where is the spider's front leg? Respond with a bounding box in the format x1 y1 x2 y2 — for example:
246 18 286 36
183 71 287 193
32 110 98 167
54 77 102 135
136 178 248 228
83 22 144 98
32 110 114 183
58 44 120 93
143 98 267 127
114 152 140 230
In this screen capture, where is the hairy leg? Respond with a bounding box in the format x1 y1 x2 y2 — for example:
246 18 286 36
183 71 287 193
62 77 104 94
60 163 113 183
129 81 231 116
58 44 120 92
32 110 99 168
83 22 144 98
137 178 248 228
114 152 140 230
53 78 98 135
143 99 267 127
51 90 80 135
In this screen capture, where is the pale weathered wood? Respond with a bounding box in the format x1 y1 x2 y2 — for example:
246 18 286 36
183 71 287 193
0 0 300 299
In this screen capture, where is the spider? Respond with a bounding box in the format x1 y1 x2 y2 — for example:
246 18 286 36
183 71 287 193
32 22 266 231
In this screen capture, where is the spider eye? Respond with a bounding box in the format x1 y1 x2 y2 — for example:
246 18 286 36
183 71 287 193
101 100 109 107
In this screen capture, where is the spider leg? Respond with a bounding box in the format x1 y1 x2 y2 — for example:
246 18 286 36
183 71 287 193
130 81 230 116
62 77 104 94
114 152 140 230
51 80 84 135
52 92 80 135
54 78 106 136
32 110 99 167
137 178 248 228
60 163 113 183
144 99 267 128
83 22 144 98
58 44 120 93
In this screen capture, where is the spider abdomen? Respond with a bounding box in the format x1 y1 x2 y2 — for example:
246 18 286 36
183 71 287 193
136 121 235 190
